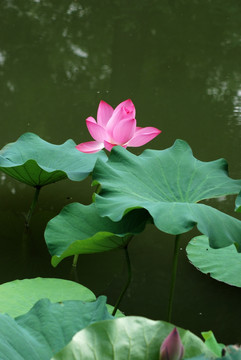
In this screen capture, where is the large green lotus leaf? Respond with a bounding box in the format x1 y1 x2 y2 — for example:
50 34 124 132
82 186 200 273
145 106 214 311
0 296 113 360
0 277 96 317
235 192 241 212
93 141 241 250
52 317 215 360
186 235 241 287
45 202 149 267
0 132 107 186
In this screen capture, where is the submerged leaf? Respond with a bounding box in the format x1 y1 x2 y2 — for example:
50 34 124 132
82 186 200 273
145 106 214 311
186 235 241 287
0 296 112 360
0 132 107 186
93 141 241 250
52 317 215 360
45 202 150 266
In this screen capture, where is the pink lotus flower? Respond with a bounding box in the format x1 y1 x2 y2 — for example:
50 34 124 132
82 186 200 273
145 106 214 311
160 328 184 360
76 99 161 153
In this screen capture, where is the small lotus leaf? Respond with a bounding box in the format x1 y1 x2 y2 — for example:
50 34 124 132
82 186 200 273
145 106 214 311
0 296 112 360
93 141 241 250
186 235 241 287
0 132 107 186
52 317 215 360
0 277 96 317
201 331 224 357
45 202 150 266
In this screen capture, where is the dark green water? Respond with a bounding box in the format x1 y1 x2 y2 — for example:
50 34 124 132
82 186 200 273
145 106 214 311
0 0 240 344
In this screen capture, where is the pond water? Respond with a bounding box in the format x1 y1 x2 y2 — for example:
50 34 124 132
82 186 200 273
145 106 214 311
0 0 240 345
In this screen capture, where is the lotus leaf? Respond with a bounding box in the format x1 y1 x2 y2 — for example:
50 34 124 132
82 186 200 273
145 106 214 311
186 235 241 287
0 296 112 360
0 277 96 317
93 141 241 250
45 202 150 266
201 331 224 357
52 316 215 360
0 132 107 186
221 346 241 360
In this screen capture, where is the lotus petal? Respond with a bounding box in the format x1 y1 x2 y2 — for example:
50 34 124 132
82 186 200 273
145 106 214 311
127 127 161 147
75 141 104 153
113 118 136 145
97 100 114 127
86 118 106 142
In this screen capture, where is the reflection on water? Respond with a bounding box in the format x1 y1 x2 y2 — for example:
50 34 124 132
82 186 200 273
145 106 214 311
233 90 241 125
0 0 240 344
0 51 6 66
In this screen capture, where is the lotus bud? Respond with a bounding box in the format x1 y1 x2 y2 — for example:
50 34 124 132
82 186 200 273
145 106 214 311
160 327 184 360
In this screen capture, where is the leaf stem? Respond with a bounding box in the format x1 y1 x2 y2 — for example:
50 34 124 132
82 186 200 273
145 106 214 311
95 183 101 194
167 234 181 322
112 244 132 316
25 186 41 228
70 254 80 283
22 185 41 259
72 254 79 267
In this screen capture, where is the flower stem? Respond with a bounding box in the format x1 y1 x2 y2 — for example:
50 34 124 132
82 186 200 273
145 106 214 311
167 234 181 322
112 244 132 316
25 186 41 228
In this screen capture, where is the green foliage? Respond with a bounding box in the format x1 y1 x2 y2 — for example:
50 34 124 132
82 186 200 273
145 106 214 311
186 236 241 287
0 296 112 360
0 135 239 357
0 278 96 317
182 346 241 359
0 132 107 186
201 331 224 357
93 141 241 250
184 356 212 360
52 317 215 360
221 346 241 360
45 202 149 266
